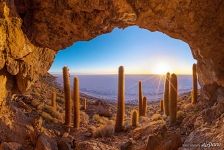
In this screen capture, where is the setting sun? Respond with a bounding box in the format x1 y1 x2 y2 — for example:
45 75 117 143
153 63 171 75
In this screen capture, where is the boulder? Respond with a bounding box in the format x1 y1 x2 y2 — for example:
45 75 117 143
146 132 182 150
0 142 22 150
57 138 73 150
75 140 118 150
35 134 58 150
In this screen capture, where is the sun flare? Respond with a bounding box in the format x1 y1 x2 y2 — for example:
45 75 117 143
153 63 171 75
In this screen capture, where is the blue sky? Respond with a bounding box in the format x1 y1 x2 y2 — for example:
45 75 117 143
49 26 195 75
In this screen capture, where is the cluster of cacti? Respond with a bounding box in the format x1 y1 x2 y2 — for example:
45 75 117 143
163 72 170 116
115 66 125 132
169 73 178 124
60 65 180 130
63 66 72 126
142 96 147 116
192 63 198 104
73 77 80 129
131 110 138 127
51 91 57 111
160 100 164 112
62 67 81 128
138 81 143 116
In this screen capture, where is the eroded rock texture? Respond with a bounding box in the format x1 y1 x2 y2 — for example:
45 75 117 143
0 1 55 101
0 0 223 102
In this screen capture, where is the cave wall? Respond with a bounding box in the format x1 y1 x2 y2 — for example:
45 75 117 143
0 1 55 100
0 0 223 102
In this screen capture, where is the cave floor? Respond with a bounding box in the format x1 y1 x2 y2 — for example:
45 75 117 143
0 74 223 150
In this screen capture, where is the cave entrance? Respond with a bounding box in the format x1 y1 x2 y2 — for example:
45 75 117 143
49 26 196 103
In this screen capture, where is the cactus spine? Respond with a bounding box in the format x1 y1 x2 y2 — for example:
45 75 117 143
142 96 147 116
192 64 198 104
73 77 80 128
131 110 138 127
115 66 125 132
163 72 170 116
83 98 87 110
169 73 178 124
160 100 164 112
138 81 143 116
51 91 57 111
63 67 72 126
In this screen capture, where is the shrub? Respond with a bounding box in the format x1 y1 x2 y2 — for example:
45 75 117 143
96 105 112 118
151 114 162 121
123 120 132 131
41 112 58 123
139 116 150 124
43 105 62 120
184 103 194 110
31 99 42 108
93 121 114 138
92 114 110 125
80 111 89 125
177 111 185 121
149 119 166 126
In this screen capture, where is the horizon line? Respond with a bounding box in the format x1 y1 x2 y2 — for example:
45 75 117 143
49 72 192 76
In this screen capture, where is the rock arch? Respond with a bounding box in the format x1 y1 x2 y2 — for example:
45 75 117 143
0 0 223 101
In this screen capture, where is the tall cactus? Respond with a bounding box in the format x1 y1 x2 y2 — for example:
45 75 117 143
73 77 80 128
51 91 57 111
160 100 164 112
115 66 125 132
138 81 143 116
63 66 72 126
169 73 178 124
131 110 138 127
192 64 198 104
163 72 170 116
142 96 147 116
83 98 87 110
